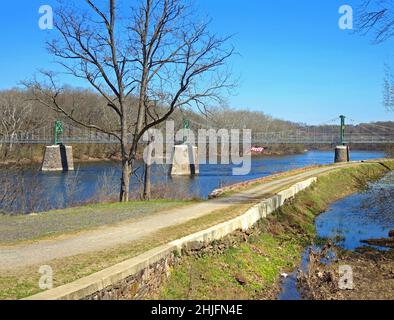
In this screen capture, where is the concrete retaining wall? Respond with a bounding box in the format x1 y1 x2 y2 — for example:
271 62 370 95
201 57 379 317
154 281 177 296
25 177 317 300
39 245 179 300
171 177 316 250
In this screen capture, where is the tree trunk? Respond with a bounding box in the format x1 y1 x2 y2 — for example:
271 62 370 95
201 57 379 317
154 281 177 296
120 158 130 202
119 112 130 202
143 132 153 200
143 162 151 200
144 139 152 200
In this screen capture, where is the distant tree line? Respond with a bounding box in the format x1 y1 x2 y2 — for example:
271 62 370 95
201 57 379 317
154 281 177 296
1 87 392 151
0 87 300 147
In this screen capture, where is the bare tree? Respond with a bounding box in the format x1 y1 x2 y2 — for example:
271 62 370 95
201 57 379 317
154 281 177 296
356 0 394 43
26 0 234 202
384 63 394 111
0 90 34 155
356 0 394 111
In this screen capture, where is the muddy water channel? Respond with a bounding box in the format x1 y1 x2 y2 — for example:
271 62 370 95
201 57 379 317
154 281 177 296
279 172 394 300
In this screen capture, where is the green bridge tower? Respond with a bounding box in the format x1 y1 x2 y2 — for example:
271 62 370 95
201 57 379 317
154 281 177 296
54 120 64 145
340 115 346 145
335 115 350 163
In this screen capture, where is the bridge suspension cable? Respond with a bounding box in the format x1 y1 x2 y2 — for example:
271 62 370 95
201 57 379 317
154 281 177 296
1 116 393 145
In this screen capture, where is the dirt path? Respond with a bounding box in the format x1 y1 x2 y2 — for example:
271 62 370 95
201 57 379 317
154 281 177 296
0 162 359 270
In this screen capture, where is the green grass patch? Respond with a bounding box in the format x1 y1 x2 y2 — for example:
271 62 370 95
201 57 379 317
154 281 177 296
157 161 394 300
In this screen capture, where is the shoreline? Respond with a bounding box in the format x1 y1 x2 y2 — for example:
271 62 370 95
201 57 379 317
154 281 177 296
0 151 304 169
0 147 389 169
157 161 394 300
0 156 121 168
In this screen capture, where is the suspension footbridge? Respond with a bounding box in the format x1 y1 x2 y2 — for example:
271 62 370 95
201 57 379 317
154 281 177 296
0 117 393 145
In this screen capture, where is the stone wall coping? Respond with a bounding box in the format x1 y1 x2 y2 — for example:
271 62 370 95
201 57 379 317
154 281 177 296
24 244 177 300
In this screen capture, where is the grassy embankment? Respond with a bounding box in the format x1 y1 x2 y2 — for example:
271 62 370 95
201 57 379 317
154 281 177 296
1 161 393 300
157 161 394 300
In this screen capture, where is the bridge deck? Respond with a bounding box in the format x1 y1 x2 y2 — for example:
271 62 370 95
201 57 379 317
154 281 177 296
1 137 393 144
1 123 393 145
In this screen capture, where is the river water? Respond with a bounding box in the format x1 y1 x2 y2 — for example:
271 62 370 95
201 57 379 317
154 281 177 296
278 169 394 300
0 150 385 214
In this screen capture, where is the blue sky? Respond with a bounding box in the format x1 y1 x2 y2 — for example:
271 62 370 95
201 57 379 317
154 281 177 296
0 0 392 124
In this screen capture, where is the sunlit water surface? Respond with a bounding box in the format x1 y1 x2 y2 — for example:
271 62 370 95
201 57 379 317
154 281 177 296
279 170 394 300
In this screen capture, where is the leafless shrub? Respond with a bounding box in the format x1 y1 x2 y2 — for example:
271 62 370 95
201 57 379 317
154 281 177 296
0 172 18 215
0 164 52 215
93 168 119 203
151 181 199 200
63 167 83 205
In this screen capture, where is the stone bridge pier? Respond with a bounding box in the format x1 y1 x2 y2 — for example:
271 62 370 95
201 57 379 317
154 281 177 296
41 144 74 172
169 144 199 176
334 145 350 163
